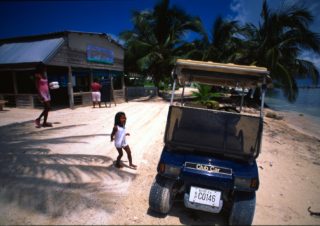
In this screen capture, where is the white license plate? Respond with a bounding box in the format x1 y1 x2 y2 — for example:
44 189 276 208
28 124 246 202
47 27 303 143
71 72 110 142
189 186 221 207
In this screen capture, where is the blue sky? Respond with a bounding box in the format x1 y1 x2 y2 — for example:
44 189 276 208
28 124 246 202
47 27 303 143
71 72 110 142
0 0 319 65
1 0 319 39
0 0 235 40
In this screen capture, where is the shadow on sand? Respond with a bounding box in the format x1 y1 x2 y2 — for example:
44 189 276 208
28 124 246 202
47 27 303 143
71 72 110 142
0 120 137 219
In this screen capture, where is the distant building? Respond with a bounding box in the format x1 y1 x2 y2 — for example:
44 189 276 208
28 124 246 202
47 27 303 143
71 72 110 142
0 31 125 108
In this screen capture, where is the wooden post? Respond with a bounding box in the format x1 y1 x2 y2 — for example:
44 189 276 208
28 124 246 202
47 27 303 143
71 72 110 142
68 66 74 109
121 74 126 103
111 76 116 106
12 71 18 95
90 68 93 84
12 71 18 108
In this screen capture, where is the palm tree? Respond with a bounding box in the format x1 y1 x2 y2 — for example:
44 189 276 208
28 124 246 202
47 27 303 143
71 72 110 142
237 0 320 102
184 16 242 63
191 84 221 107
120 0 203 88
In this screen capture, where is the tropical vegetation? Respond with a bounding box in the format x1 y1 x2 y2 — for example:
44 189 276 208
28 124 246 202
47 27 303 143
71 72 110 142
184 16 242 63
191 84 220 108
121 0 320 102
120 0 203 88
234 0 320 101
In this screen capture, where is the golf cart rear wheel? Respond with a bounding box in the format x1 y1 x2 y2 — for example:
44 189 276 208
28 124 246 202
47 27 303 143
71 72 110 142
149 175 175 214
229 191 256 225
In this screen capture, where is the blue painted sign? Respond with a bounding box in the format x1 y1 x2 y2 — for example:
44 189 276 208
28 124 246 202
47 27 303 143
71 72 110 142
87 45 114 64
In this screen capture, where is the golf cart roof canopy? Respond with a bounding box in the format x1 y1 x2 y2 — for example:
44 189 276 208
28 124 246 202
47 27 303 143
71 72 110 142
174 59 271 88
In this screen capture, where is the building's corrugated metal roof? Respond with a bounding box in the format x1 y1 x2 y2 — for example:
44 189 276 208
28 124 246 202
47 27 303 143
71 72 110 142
0 37 64 64
0 30 123 49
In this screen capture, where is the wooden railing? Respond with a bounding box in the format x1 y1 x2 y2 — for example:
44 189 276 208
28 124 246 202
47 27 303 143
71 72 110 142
0 94 42 108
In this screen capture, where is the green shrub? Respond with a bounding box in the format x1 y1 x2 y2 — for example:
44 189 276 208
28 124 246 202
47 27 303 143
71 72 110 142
205 100 219 109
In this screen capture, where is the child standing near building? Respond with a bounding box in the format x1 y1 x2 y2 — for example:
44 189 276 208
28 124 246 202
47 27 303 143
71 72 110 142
111 112 137 169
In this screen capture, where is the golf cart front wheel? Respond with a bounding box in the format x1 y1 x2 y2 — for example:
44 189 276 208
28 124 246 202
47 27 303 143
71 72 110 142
149 175 175 214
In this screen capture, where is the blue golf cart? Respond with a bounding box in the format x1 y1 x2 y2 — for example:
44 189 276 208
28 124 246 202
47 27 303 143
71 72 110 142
148 59 270 225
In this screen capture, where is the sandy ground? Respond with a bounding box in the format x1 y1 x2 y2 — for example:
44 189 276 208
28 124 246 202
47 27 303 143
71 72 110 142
0 99 319 225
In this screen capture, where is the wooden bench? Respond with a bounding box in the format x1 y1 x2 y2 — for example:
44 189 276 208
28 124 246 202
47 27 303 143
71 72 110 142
0 100 8 111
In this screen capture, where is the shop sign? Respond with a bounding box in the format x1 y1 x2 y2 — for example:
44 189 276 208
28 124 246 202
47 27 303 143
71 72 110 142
87 45 114 64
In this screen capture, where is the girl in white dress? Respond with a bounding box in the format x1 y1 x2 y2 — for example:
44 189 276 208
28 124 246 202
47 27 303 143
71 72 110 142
111 112 137 169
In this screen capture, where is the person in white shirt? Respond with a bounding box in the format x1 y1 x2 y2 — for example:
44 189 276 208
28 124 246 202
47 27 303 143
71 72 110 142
110 112 137 169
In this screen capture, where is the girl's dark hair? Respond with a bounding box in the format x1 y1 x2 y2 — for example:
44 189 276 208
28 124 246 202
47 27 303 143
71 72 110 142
114 111 126 127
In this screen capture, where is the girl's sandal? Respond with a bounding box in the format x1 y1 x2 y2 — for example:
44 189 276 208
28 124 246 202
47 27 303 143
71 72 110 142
35 119 41 127
42 122 53 127
129 164 137 169
115 163 123 168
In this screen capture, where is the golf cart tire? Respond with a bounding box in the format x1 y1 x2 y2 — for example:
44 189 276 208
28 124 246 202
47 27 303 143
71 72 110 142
229 191 256 225
149 175 175 214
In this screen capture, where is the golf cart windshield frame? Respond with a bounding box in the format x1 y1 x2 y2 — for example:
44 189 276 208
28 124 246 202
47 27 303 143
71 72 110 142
165 59 270 161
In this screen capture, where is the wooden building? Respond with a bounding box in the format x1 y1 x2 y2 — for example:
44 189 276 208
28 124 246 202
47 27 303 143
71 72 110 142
0 31 125 108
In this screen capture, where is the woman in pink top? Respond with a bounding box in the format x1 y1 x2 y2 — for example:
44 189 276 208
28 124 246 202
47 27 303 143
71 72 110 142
34 64 52 128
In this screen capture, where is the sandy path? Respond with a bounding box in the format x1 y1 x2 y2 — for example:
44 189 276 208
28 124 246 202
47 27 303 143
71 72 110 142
0 101 320 225
108 106 320 225
0 101 168 225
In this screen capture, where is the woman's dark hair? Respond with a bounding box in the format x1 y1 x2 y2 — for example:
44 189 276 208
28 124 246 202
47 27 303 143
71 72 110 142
114 111 126 127
35 63 46 74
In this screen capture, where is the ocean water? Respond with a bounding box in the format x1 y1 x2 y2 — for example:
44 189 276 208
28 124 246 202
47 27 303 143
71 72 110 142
265 79 320 127
265 88 320 117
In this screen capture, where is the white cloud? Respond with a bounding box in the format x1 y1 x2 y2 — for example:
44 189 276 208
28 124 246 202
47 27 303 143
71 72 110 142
229 0 320 33
229 0 264 25
229 0 320 70
305 1 320 33
300 51 320 70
